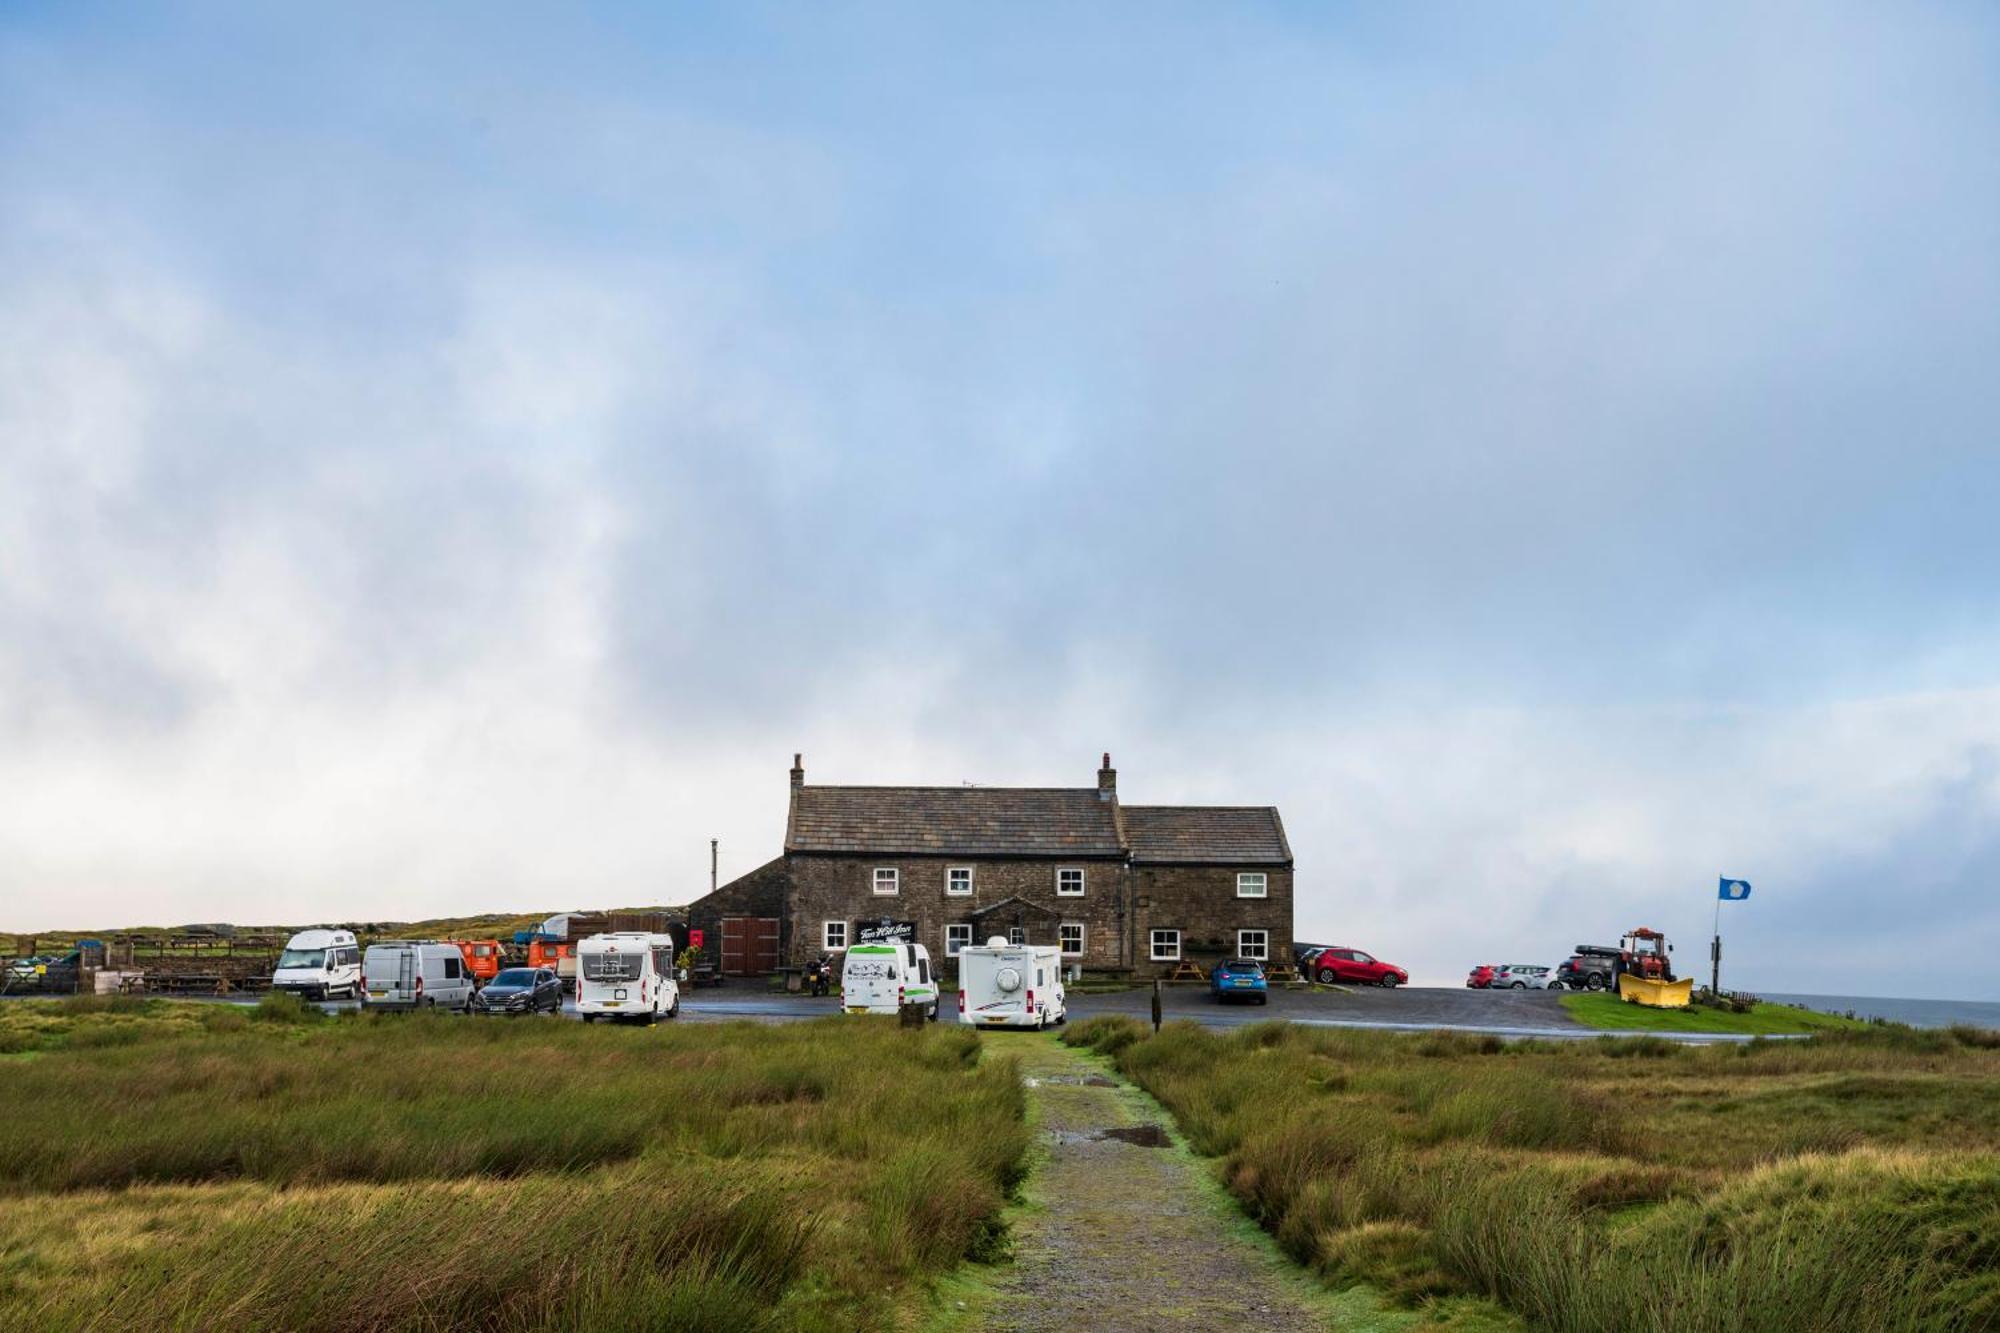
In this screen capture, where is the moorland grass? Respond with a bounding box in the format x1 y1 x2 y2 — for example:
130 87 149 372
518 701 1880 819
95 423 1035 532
1065 1017 2000 1331
1560 991 1871 1034
0 999 1028 1330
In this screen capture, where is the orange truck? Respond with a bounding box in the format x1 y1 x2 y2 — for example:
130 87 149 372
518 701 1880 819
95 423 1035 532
525 937 578 988
448 939 505 984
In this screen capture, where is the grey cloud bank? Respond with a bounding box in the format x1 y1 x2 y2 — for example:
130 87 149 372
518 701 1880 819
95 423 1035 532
1 3 1997 998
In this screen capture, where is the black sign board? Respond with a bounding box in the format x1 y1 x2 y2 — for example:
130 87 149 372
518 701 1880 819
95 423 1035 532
855 919 917 945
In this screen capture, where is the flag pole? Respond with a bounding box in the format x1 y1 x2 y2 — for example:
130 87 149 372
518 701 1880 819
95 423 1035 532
1710 883 1722 997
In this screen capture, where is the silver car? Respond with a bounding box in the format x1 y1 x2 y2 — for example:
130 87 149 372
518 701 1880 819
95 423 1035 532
1492 964 1553 989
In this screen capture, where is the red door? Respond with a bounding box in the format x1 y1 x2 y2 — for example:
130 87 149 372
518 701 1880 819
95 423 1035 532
720 917 780 976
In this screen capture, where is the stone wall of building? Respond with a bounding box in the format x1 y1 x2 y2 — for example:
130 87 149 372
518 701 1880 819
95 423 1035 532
685 856 791 973
1129 864 1295 972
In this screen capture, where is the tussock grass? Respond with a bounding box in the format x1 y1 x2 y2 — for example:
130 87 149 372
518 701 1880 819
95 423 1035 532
1062 1017 2000 1330
0 1004 1028 1330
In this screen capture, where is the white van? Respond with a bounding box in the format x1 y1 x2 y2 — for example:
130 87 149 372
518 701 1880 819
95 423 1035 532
957 937 1066 1029
575 932 679 1024
360 941 475 1012
841 940 940 1019
272 929 361 1001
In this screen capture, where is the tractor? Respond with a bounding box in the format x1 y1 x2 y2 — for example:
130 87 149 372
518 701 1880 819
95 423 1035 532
1612 927 1692 1008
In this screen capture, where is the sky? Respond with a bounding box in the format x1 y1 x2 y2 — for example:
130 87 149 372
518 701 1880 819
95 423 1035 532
2 2 1998 998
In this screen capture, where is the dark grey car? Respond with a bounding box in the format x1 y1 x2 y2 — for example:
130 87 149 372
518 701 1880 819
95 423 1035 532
471 966 563 1016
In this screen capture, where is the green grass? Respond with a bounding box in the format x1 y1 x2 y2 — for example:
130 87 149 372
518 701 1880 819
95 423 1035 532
0 999 1029 1330
1560 991 1873 1033
1063 1017 2000 1332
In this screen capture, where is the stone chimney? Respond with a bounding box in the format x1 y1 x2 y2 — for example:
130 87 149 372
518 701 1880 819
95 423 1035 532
1097 751 1116 801
791 753 805 789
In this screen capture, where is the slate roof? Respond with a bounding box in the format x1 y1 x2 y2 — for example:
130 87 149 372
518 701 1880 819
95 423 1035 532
786 786 1124 857
1122 806 1292 865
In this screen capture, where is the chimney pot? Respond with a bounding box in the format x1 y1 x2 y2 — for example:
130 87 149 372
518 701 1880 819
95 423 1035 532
790 753 805 788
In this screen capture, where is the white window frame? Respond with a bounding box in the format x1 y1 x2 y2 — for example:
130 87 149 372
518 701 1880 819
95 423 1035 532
1237 929 1269 961
872 867 899 896
1150 929 1181 962
1056 867 1085 897
823 921 847 950
1008 925 1027 946
946 867 974 896
945 923 972 956
1060 922 1085 956
1236 872 1268 899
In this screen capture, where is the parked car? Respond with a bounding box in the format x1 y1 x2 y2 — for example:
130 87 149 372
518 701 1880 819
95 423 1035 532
271 929 361 1001
1466 964 1497 989
1306 947 1408 987
576 932 680 1024
1210 958 1269 1004
1492 964 1552 989
957 937 1064 1028
1551 953 1615 991
471 966 563 1016
361 941 476 1012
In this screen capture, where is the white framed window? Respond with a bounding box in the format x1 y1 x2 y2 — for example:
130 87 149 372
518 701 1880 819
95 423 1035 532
946 924 972 956
1056 867 1085 896
1008 926 1027 945
1236 872 1268 898
1237 929 1269 961
1150 929 1181 962
873 867 899 896
1060 923 1085 956
946 867 973 896
823 921 847 950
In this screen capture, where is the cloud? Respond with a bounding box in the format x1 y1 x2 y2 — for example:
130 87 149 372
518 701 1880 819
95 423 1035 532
0 3 1996 997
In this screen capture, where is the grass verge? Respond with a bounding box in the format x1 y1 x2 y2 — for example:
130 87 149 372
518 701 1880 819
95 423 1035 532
1061 1016 2000 1332
0 998 1028 1330
1559 991 1871 1034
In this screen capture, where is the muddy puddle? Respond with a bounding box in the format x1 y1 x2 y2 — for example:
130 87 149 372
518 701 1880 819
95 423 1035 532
1025 1074 1120 1088
1047 1123 1174 1149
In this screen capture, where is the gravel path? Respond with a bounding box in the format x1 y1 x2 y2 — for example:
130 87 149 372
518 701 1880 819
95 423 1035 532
981 1037 1328 1333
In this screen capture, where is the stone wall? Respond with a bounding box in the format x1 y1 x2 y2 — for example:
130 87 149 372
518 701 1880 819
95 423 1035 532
1130 864 1295 973
685 856 790 972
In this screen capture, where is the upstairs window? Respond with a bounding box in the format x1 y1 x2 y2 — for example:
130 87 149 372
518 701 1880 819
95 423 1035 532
946 867 974 896
1056 868 1085 896
1236 872 1268 898
1150 929 1181 962
873 867 899 896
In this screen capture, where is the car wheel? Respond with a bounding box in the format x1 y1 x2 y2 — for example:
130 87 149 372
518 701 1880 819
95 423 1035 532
1380 975 1401 988
1586 975 1606 992
1317 968 1336 984
1510 981 1526 990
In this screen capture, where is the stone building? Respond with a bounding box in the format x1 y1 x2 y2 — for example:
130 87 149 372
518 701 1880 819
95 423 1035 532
686 754 1294 978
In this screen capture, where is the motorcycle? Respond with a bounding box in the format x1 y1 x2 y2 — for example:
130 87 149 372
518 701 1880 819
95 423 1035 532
805 955 833 998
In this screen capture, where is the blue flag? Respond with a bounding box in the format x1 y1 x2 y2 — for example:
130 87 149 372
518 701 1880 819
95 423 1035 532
1718 878 1752 901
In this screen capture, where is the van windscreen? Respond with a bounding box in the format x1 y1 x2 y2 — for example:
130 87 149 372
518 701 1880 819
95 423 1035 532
277 949 327 970
582 953 642 983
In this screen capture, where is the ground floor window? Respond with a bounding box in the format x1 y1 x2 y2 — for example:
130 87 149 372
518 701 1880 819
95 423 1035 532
946 923 971 956
1060 922 1085 956
1237 929 1269 960
1150 928 1180 962
1007 925 1027 945
823 921 847 950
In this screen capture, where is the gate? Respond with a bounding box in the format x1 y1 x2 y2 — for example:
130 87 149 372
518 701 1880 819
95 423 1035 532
720 916 779 976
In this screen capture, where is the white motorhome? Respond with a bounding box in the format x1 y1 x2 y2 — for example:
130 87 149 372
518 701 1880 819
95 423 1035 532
575 932 679 1024
841 940 940 1019
360 941 475 1012
957 937 1066 1029
272 929 361 1001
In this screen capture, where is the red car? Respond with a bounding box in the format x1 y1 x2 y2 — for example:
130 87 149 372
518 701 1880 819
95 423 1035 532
1305 946 1408 987
1466 964 1496 989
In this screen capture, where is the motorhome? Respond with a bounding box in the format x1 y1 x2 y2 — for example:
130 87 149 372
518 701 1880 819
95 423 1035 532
575 932 679 1024
271 929 361 1001
360 941 475 1012
841 940 940 1020
956 937 1066 1029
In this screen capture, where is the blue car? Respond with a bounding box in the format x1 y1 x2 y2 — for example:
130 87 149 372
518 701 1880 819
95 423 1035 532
1209 958 1269 1005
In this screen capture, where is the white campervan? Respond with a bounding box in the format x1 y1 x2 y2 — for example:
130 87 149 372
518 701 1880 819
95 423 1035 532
575 932 679 1024
360 941 475 1012
957 937 1066 1029
272 928 361 1001
841 940 940 1019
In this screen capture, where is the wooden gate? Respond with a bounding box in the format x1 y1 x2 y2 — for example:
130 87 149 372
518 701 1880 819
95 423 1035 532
719 916 779 976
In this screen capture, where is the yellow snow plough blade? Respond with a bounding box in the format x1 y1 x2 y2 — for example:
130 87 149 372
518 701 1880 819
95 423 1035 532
1617 973 1693 1008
